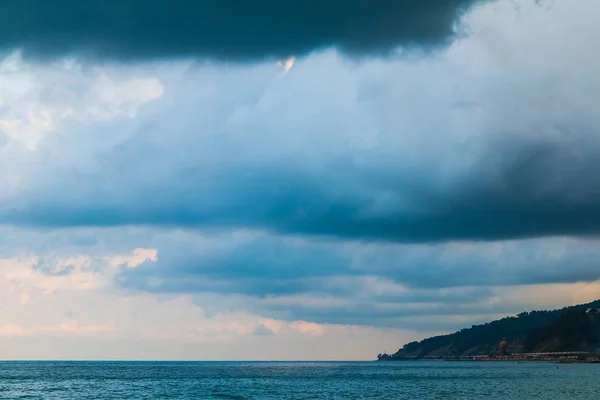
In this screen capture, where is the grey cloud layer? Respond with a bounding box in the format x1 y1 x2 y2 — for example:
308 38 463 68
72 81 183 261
5 138 600 243
0 0 488 61
115 231 600 327
2 11 600 243
118 233 600 296
2 225 596 328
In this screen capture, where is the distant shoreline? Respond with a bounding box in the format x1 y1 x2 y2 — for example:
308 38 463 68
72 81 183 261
377 354 600 363
378 359 600 363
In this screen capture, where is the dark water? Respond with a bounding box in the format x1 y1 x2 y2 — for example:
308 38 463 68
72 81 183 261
0 361 598 399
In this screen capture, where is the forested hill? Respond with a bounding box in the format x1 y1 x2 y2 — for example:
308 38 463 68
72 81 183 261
378 299 600 360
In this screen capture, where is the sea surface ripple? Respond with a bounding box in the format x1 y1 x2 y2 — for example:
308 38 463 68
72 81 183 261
0 361 598 399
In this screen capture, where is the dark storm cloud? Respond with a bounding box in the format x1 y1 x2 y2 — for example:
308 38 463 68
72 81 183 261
116 233 600 297
6 133 600 243
116 234 353 297
112 232 600 327
0 0 488 61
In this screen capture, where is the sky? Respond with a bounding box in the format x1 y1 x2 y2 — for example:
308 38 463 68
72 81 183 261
0 0 599 360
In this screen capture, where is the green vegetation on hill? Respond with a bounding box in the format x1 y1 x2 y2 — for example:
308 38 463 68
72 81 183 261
524 308 600 353
379 299 600 360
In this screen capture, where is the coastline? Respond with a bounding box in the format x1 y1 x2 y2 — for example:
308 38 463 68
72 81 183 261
377 354 600 363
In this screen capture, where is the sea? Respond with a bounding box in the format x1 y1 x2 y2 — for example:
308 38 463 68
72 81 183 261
0 361 598 399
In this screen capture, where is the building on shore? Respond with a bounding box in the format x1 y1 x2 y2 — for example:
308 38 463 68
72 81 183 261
499 341 508 356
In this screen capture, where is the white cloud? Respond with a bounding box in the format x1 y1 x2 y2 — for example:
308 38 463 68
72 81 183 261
0 53 164 149
288 320 326 336
188 317 326 342
277 57 296 73
19 292 29 305
0 247 157 296
0 321 116 338
107 248 158 268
